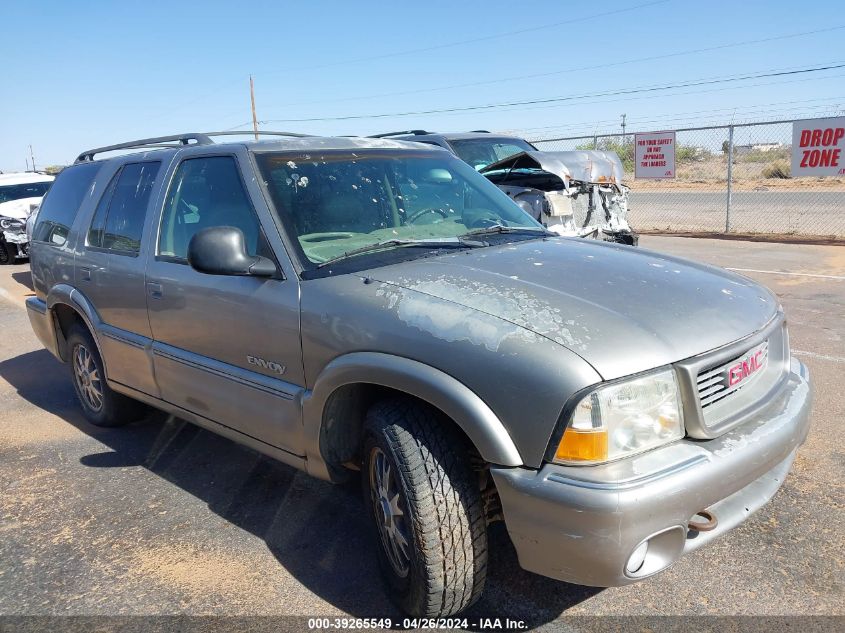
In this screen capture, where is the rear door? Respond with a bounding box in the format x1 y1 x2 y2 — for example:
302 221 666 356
75 160 163 396
144 150 304 454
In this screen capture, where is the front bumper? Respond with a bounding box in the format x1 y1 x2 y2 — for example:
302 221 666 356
491 358 812 586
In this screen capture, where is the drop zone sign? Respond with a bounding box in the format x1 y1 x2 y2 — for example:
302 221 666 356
635 131 676 179
791 117 845 177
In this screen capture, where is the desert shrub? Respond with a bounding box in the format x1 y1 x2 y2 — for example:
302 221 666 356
762 160 791 179
676 145 712 163
741 148 790 163
575 138 635 172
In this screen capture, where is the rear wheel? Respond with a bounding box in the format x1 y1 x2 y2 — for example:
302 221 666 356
67 324 146 427
362 399 487 617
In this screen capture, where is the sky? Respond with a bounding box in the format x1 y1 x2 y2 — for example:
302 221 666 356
2 0 844 171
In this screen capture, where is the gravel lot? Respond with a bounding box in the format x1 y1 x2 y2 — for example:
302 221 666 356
0 236 843 630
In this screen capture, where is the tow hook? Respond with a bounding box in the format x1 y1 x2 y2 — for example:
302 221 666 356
688 509 718 532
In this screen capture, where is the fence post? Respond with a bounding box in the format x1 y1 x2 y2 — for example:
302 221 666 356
725 124 734 233
592 134 598 150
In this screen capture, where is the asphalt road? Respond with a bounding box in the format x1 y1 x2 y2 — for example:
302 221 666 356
629 190 845 235
0 236 843 630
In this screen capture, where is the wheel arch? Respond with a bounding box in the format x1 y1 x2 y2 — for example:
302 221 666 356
302 352 523 481
45 284 104 365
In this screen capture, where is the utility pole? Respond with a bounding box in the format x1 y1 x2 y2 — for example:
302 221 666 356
29 145 36 172
250 75 259 141
621 114 627 137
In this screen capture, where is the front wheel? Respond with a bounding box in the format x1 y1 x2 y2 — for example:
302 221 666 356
362 399 487 617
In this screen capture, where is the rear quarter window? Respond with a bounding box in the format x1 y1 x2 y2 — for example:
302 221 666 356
33 162 102 247
87 161 161 254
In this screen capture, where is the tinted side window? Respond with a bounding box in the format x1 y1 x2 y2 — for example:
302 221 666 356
159 156 260 260
33 162 101 246
98 162 161 254
87 169 120 248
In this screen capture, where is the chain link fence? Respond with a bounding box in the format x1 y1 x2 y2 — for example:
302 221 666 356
532 119 845 238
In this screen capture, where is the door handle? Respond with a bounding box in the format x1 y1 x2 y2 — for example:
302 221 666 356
80 267 91 281
147 281 163 299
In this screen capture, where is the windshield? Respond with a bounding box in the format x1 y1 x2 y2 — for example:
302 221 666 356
256 149 541 269
0 181 52 204
449 138 535 171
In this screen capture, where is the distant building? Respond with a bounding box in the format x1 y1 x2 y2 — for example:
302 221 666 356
734 142 785 156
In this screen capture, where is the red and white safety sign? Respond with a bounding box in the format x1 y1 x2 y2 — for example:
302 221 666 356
634 131 676 179
791 117 845 177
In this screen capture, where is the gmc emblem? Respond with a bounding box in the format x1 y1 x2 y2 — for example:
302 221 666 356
727 350 764 387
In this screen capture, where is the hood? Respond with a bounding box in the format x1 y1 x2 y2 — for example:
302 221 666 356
547 150 625 185
0 197 42 220
365 238 778 380
480 150 625 186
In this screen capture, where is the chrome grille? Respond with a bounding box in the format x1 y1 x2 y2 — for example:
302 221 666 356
696 340 769 410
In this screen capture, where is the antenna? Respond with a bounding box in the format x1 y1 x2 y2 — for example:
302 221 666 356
250 75 259 142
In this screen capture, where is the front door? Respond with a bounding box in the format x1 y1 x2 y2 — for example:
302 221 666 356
145 153 304 454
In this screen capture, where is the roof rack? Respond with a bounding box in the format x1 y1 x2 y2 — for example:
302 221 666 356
368 130 431 138
204 130 313 139
75 130 314 163
469 130 491 133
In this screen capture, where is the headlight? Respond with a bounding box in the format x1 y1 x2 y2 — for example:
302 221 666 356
1 217 25 231
553 368 684 464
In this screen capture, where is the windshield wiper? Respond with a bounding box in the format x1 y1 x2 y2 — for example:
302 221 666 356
316 237 485 268
458 225 553 239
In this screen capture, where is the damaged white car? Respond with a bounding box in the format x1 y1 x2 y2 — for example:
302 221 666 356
0 172 54 264
376 131 637 246
481 149 637 245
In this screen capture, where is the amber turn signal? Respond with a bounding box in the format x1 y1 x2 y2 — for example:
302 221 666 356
555 427 608 462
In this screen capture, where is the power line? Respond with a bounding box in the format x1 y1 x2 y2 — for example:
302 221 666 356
512 97 845 135
267 24 845 109
142 1 669 124
254 1 671 76
262 62 845 123
420 71 845 121
520 103 845 140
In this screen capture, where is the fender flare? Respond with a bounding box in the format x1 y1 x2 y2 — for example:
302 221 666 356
302 352 523 479
46 284 105 366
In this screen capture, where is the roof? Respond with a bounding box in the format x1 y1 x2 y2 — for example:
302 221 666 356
248 136 444 153
380 131 529 143
0 172 55 186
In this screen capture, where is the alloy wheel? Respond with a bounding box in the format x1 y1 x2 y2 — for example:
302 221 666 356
73 344 103 412
369 446 411 578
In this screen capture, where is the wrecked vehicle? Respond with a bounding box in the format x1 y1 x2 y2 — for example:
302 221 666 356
482 149 637 245
376 131 637 245
0 172 54 264
28 132 811 618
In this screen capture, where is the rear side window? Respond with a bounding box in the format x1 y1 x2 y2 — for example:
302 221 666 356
33 162 101 247
87 162 161 254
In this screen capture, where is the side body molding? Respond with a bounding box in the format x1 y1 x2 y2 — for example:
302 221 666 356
302 352 524 480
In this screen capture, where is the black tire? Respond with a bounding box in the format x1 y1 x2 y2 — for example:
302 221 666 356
66 324 146 427
362 399 487 617
0 240 16 265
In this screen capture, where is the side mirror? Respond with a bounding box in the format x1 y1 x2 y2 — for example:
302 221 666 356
187 226 277 277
